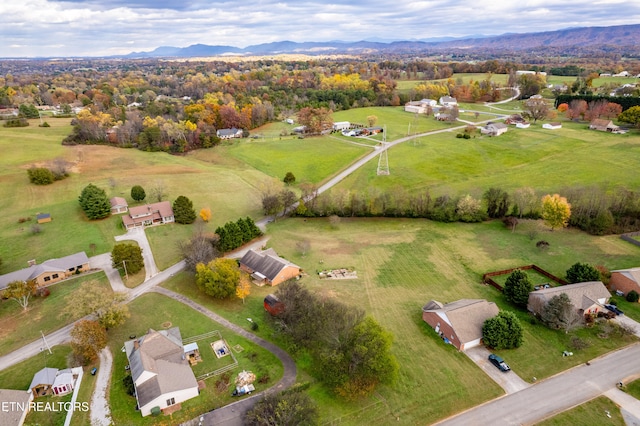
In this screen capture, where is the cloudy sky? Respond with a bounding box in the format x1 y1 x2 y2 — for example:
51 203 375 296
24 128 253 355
1 0 639 57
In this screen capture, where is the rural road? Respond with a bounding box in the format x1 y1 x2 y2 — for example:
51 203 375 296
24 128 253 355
435 343 640 426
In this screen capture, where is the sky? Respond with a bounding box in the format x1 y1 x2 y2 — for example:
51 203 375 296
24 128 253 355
1 0 639 57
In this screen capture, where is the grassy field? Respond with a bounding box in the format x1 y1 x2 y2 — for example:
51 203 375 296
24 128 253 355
259 217 637 424
107 292 283 426
535 395 624 426
330 118 640 197
626 377 640 400
0 119 272 272
0 271 111 356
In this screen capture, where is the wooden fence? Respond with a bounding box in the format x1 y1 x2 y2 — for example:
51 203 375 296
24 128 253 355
621 231 640 248
482 264 567 291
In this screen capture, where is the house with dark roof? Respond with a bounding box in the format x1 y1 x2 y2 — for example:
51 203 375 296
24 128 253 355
610 268 640 296
110 197 129 214
422 299 499 351
36 213 51 224
121 201 174 230
0 252 90 291
216 128 243 139
527 281 610 317
239 248 301 286
124 328 199 417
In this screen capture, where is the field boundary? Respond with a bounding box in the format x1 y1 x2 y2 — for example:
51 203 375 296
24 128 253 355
483 264 568 291
620 231 640 248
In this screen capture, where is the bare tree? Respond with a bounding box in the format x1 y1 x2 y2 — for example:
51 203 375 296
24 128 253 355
296 240 311 257
179 224 219 272
150 180 167 202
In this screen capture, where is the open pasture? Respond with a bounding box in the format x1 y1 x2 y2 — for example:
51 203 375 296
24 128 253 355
331 119 640 197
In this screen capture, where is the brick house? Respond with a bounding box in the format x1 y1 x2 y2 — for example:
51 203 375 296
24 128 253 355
239 248 301 286
610 268 640 296
0 252 90 291
121 201 174 230
527 281 610 317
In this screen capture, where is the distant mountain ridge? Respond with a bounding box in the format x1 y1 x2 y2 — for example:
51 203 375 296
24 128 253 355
121 24 640 58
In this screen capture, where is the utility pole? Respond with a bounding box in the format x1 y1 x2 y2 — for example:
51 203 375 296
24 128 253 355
122 260 129 281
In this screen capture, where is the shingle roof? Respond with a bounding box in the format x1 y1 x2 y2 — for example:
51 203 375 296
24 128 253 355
528 281 610 313
0 389 31 426
239 249 300 282
125 328 198 409
0 252 89 290
422 299 499 344
612 267 640 284
29 367 58 390
110 197 128 208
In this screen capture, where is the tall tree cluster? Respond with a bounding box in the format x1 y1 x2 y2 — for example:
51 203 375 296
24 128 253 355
79 183 111 220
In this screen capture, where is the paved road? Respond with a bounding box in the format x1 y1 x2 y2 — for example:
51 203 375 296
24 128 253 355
152 287 297 426
435 343 640 426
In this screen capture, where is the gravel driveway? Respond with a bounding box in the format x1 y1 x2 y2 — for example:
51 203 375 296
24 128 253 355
90 348 114 426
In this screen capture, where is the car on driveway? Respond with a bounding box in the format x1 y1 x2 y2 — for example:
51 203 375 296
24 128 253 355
488 354 510 372
604 304 624 316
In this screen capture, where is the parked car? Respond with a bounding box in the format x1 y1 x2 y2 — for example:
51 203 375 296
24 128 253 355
232 384 255 397
604 304 624 316
488 354 510 372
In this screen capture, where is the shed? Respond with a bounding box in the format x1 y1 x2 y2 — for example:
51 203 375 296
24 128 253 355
36 213 51 224
264 294 284 315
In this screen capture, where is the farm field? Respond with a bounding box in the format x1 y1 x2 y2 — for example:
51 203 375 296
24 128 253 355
164 216 639 425
330 118 640 197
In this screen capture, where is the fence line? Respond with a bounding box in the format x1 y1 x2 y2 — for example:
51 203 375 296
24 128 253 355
621 232 640 248
482 264 567 291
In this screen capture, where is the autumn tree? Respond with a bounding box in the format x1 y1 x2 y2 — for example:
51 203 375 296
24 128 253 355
71 319 108 364
367 115 378 126
199 207 212 222
62 281 129 329
130 185 146 202
111 243 144 275
3 280 37 310
455 194 484 222
297 107 333 134
482 311 523 349
541 194 571 230
173 195 197 224
244 389 319 426
618 106 640 129
78 183 111 220
195 258 240 299
522 96 549 123
236 275 251 304
503 269 533 308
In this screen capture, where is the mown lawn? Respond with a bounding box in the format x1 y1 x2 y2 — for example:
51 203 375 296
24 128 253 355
0 344 73 390
0 272 111 356
107 292 283 426
331 118 640 196
535 395 625 426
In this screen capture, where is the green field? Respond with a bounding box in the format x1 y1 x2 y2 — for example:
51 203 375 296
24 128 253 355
535 395 624 426
161 216 639 424
330 118 640 197
0 271 111 356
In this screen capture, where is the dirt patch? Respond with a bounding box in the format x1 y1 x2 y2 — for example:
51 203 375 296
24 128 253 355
162 321 172 328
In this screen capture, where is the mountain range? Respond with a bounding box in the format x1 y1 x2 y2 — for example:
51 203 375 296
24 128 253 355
122 24 640 58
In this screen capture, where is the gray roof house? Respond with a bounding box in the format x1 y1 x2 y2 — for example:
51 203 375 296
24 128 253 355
124 328 199 417
239 248 301 286
527 281 611 317
0 388 33 426
481 122 508 136
422 299 499 351
216 128 243 139
0 252 90 291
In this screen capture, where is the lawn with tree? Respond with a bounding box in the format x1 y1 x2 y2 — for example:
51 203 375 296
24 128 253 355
173 195 197 224
565 262 601 283
195 258 241 299
130 184 146 202
111 242 144 275
78 183 111 220
503 269 533 308
482 311 524 349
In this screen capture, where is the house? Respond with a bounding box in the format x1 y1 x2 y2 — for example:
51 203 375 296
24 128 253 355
110 197 129 214
36 213 51 224
516 122 531 129
516 70 547 76
439 96 457 107
239 248 301 286
481 122 508 136
422 299 499 351
216 128 243 139
610 268 640 296
527 281 610 317
505 114 526 125
589 119 620 133
124 328 199 417
121 201 174 230
0 389 33 426
332 121 351 131
361 126 383 136
28 367 79 399
542 122 562 130
613 71 630 77
404 99 437 114
0 252 90 291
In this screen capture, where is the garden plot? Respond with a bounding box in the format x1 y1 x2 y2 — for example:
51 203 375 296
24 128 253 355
318 268 358 279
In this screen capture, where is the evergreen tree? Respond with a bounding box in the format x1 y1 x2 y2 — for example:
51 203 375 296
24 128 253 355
224 221 244 249
236 217 252 243
172 195 196 224
482 311 524 349
503 269 533 308
566 262 601 283
79 183 111 220
130 185 146 202
245 216 263 238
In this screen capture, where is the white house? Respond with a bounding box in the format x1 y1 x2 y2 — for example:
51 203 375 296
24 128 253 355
216 128 243 139
125 328 199 417
332 121 351 131
542 122 562 130
516 122 530 129
439 96 458 107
